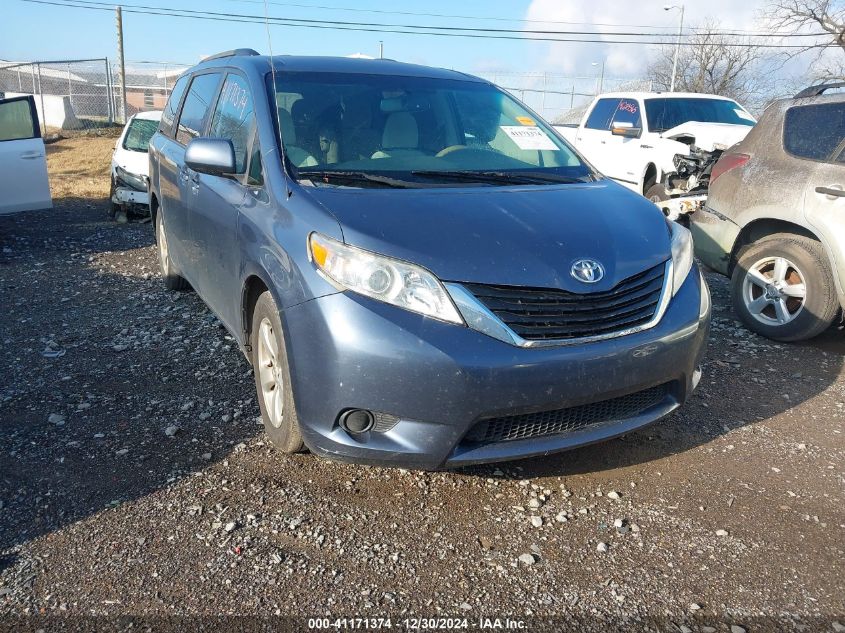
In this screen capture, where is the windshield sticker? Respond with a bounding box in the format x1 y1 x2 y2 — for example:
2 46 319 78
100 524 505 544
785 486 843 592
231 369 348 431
618 101 638 114
501 126 558 151
734 108 755 122
516 116 536 126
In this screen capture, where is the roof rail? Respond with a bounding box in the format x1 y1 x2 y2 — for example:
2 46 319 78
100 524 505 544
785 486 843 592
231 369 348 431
202 49 261 62
794 82 845 98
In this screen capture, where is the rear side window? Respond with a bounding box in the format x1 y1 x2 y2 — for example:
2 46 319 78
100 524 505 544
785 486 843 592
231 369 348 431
160 75 189 136
208 74 255 174
784 102 845 163
176 73 222 145
611 98 642 128
0 98 37 141
585 98 621 130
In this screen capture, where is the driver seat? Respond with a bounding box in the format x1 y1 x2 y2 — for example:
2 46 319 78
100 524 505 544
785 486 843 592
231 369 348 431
371 112 426 159
277 108 318 168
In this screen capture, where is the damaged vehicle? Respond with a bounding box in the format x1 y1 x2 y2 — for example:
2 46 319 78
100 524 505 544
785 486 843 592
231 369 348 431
690 83 845 342
148 51 710 469
555 93 755 218
109 110 161 222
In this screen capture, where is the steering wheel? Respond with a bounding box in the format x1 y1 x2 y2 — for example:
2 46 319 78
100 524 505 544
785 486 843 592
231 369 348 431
435 144 468 158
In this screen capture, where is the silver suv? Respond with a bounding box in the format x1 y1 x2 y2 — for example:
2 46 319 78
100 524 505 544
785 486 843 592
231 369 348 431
691 83 845 342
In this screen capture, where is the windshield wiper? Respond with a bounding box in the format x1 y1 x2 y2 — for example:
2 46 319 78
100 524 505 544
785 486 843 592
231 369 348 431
296 170 418 189
411 170 590 185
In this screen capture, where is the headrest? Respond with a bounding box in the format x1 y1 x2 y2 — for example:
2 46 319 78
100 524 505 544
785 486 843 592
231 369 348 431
381 112 418 150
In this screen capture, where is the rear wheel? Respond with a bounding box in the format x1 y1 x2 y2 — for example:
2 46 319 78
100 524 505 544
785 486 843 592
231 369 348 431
731 235 838 342
155 211 188 291
251 291 305 453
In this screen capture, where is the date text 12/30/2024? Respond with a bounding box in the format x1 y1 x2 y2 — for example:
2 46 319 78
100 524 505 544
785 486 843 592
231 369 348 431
307 618 528 630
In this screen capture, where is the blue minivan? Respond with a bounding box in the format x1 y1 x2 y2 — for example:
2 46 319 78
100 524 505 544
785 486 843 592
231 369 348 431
148 49 711 469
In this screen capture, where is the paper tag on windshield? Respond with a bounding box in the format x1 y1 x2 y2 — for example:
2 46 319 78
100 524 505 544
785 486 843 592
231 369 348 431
734 109 755 122
501 126 558 151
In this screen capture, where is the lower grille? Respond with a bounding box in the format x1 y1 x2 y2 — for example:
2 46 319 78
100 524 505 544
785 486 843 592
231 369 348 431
464 383 670 444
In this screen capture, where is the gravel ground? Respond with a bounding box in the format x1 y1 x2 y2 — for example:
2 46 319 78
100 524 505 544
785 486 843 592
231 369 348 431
1 199 844 632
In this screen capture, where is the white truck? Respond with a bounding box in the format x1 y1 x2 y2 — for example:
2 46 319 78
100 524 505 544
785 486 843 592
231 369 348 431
555 92 756 215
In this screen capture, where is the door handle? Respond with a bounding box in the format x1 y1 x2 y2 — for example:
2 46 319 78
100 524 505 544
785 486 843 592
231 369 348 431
20 151 43 160
816 186 845 199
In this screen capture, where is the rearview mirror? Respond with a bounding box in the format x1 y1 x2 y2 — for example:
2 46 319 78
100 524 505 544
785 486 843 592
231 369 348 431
611 121 641 138
185 138 236 176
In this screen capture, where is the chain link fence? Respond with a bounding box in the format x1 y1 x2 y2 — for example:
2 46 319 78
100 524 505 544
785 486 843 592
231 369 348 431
477 71 654 124
0 58 652 132
0 58 188 132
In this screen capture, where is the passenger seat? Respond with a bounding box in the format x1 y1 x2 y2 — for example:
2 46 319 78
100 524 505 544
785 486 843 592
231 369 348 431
277 108 318 168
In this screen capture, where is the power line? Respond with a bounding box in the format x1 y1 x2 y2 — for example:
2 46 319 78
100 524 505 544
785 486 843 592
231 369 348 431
16 0 839 48
218 0 828 37
36 0 831 39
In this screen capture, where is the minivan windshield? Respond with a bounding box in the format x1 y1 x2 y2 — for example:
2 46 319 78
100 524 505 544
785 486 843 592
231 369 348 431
270 72 593 187
644 97 756 134
122 117 159 152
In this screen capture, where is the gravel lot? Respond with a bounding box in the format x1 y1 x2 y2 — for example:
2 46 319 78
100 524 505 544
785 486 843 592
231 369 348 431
1 186 844 631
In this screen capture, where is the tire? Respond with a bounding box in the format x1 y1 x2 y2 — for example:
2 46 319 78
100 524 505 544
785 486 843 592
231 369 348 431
155 211 189 291
645 184 670 203
251 291 305 453
731 235 839 342
108 177 119 219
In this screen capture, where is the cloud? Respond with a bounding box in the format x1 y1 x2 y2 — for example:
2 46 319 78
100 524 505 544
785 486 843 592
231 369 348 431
523 0 766 78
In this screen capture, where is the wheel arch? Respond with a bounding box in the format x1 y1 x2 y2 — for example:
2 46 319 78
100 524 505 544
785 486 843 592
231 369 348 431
149 193 159 236
642 163 658 195
729 218 845 313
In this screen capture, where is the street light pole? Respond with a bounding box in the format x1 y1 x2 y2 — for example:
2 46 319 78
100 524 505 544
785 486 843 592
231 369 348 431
592 60 606 95
665 4 685 93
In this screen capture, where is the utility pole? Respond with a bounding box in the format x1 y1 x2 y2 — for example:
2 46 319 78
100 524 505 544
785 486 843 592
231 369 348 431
379 41 384 59
116 5 127 123
664 4 685 93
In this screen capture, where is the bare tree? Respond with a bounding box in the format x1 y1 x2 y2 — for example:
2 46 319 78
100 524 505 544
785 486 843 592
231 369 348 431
767 0 845 79
648 20 770 105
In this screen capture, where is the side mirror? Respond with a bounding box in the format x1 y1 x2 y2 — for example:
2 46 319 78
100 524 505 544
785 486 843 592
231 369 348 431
185 138 236 176
611 121 641 139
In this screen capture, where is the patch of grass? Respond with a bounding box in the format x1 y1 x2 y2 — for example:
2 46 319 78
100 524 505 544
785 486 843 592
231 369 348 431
46 136 115 201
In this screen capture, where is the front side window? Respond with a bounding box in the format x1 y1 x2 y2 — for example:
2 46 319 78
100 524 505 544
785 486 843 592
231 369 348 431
645 97 756 133
0 98 36 141
208 74 255 174
122 118 158 152
610 98 642 129
784 102 845 163
584 98 622 131
175 73 222 145
269 71 591 187
160 75 189 136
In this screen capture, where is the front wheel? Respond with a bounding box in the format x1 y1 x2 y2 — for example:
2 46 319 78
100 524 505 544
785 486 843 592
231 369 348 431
730 235 839 342
251 291 305 453
155 212 189 291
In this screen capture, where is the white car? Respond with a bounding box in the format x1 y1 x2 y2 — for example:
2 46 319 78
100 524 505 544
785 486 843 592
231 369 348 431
0 95 51 215
555 92 756 201
110 110 162 221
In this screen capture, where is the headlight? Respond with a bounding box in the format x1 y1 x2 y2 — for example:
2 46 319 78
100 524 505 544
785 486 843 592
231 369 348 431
115 165 148 191
669 220 693 296
309 233 464 325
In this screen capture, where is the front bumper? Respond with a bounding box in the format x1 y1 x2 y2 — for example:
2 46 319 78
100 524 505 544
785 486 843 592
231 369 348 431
689 205 740 275
112 186 150 207
282 265 710 469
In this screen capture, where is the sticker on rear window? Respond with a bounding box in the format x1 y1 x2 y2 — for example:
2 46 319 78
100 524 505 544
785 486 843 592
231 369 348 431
500 126 558 151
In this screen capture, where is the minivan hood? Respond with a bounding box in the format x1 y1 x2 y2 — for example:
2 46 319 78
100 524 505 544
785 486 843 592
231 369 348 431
304 180 670 293
662 121 753 151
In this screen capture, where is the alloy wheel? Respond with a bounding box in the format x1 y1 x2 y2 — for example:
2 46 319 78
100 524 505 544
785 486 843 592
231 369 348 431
742 256 807 326
257 317 284 429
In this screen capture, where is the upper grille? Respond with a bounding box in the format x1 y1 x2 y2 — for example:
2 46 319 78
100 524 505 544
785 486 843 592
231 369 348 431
464 383 670 444
463 262 667 341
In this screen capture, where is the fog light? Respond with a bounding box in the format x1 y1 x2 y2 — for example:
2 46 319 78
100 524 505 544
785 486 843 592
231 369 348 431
339 409 375 434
